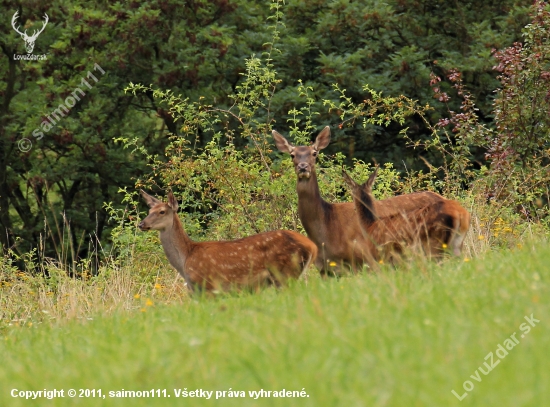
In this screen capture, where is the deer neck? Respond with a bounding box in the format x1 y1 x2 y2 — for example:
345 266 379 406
159 213 194 279
296 169 331 233
355 189 378 226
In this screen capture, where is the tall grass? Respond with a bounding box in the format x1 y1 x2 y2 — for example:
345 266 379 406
0 241 548 407
0 228 188 330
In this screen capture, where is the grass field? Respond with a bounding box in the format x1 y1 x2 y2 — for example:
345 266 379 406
0 242 548 407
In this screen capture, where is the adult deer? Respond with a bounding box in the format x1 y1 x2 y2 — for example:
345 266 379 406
138 190 317 292
11 11 49 53
272 126 446 273
342 168 470 262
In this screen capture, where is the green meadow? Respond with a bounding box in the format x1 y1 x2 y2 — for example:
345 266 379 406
1 243 548 407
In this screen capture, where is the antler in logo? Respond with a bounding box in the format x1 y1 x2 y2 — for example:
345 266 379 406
11 11 49 54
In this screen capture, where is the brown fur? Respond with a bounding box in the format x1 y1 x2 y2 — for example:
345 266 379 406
138 191 318 292
342 169 471 262
272 126 446 272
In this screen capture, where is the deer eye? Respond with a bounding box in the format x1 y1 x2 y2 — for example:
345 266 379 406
290 153 295 158
159 210 165 215
312 151 318 157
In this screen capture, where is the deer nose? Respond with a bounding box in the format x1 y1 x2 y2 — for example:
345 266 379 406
138 221 147 230
297 163 309 172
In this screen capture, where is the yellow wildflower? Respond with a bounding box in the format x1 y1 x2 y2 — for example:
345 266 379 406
145 298 154 307
329 261 337 267
133 294 140 299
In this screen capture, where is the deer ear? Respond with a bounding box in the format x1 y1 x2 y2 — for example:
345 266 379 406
313 126 331 151
140 190 162 208
167 192 179 211
342 169 356 189
272 130 294 154
364 167 379 191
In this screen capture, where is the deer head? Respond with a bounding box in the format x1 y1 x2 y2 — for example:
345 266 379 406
138 190 179 231
11 11 49 54
272 126 331 179
342 167 379 223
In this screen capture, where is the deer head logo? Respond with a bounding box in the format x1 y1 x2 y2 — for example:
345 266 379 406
11 11 49 54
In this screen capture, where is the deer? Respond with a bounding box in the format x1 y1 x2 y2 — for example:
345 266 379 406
342 168 470 263
138 190 318 292
272 126 447 273
11 11 49 54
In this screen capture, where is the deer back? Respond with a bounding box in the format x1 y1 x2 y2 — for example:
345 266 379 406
185 230 317 291
343 170 470 261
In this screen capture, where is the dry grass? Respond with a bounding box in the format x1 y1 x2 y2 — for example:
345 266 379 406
0 253 189 332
